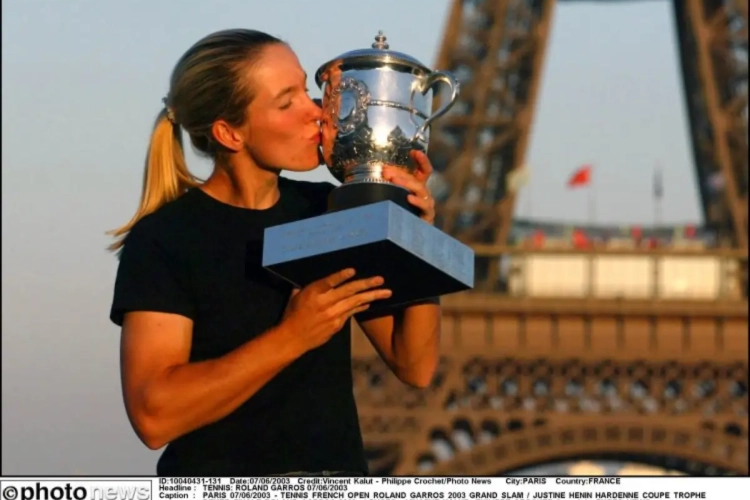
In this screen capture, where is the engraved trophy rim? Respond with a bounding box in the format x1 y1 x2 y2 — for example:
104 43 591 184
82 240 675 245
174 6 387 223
314 31 432 88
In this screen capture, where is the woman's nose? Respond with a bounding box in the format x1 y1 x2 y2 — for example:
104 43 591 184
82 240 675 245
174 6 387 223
310 98 323 121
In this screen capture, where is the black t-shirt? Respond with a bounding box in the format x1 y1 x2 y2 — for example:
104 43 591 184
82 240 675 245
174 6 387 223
110 177 367 476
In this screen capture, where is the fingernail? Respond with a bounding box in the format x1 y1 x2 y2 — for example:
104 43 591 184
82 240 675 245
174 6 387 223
346 268 356 276
373 277 384 285
382 289 393 296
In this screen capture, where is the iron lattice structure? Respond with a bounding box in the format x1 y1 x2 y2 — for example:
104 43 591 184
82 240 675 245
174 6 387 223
354 296 748 475
426 0 748 290
352 0 749 476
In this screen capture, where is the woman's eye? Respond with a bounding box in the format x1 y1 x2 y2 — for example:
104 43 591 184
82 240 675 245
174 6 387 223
279 101 293 110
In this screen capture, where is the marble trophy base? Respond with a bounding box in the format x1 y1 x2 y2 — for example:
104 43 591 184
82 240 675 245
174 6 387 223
262 199 475 311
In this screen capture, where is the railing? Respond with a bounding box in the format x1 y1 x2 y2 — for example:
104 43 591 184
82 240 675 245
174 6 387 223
467 245 748 300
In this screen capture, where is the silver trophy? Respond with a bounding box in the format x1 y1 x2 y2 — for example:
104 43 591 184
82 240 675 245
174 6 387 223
262 32 474 309
316 31 460 212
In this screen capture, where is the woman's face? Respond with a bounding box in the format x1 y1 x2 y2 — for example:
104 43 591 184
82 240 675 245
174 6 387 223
240 44 322 172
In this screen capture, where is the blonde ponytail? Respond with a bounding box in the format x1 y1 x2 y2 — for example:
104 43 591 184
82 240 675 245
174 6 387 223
108 29 283 252
107 109 201 251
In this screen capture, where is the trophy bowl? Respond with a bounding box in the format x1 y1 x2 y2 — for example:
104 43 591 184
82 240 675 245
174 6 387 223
315 31 460 213
261 32 474 310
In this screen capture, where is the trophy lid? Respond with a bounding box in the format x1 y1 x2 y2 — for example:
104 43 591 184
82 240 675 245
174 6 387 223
314 31 432 87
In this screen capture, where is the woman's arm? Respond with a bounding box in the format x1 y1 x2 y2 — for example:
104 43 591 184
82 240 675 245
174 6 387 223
356 150 442 388
120 311 305 450
357 301 440 388
120 270 390 449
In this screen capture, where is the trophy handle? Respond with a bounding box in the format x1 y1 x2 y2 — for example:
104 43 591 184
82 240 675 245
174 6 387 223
411 70 460 143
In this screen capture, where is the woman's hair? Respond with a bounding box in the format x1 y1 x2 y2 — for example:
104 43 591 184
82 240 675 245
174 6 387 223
108 29 283 251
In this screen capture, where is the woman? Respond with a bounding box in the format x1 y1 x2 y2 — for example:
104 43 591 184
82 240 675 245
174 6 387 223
109 29 441 477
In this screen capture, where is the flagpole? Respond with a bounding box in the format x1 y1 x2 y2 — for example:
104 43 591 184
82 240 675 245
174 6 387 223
654 163 662 229
655 192 661 229
567 164 594 226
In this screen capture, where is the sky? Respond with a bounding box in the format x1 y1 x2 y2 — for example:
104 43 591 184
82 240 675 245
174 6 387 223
2 0 702 475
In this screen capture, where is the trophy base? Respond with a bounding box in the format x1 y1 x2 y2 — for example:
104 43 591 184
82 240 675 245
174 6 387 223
328 182 420 216
262 201 474 311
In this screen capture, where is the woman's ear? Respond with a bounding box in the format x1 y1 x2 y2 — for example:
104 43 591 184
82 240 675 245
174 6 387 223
211 119 245 152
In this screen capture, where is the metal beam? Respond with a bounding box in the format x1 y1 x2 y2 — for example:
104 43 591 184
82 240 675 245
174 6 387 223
430 0 748 293
673 0 748 250
430 0 555 290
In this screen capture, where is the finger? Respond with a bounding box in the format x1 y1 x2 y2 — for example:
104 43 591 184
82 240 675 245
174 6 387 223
328 275 385 302
406 194 434 216
347 304 371 318
315 268 356 291
330 304 372 330
336 290 393 318
384 172 429 198
381 165 406 180
332 288 393 316
410 150 433 182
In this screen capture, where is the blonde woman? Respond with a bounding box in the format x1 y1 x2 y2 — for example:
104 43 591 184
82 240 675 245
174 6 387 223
108 29 440 476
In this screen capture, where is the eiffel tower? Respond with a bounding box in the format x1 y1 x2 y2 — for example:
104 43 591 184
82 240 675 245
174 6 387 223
352 0 748 476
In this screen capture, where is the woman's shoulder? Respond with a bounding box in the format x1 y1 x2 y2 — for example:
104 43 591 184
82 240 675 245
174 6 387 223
121 190 203 249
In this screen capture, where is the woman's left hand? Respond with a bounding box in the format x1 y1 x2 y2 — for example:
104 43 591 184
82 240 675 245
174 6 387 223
382 150 436 225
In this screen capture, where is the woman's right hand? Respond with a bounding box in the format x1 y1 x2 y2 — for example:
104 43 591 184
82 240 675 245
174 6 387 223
281 268 391 350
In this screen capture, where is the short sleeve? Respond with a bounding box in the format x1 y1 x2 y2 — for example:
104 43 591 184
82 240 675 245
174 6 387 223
110 221 196 327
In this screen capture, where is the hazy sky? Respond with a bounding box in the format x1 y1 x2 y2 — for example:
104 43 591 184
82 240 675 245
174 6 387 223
2 0 702 475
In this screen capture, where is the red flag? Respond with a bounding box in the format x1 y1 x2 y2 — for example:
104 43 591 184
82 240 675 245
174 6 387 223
572 228 589 248
532 230 545 248
567 164 592 188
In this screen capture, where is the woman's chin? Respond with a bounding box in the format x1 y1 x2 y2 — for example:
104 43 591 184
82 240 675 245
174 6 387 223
285 161 322 173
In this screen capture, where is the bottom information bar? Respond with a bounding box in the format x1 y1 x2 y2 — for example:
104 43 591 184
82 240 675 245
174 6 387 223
0 477 746 500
